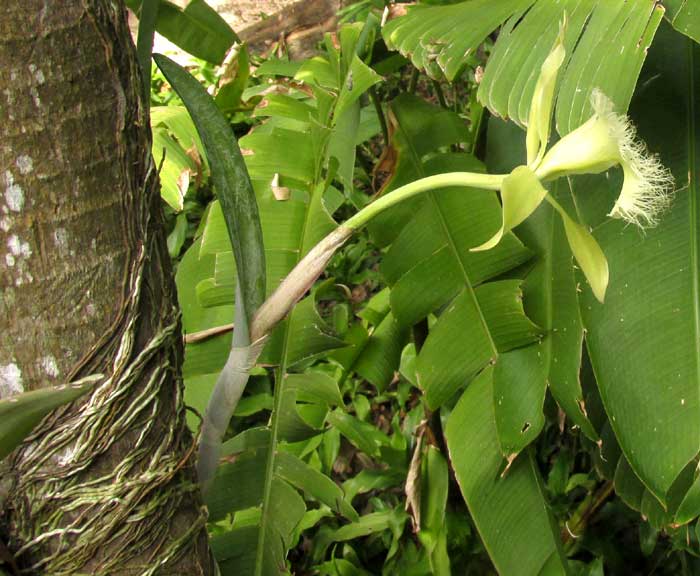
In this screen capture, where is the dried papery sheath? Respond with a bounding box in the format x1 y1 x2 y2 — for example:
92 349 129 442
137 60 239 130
536 90 673 227
250 225 354 341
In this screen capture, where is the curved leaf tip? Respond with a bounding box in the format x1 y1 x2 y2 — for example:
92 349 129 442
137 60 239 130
153 53 266 325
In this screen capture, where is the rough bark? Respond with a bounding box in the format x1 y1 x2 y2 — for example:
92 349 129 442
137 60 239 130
0 1 213 574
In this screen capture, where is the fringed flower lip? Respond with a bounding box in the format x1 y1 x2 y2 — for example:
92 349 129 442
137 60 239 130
533 89 675 227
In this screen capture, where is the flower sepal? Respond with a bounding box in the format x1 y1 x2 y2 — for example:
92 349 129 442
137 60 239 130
471 165 547 252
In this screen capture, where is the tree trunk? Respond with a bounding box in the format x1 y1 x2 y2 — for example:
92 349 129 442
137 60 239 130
0 1 213 574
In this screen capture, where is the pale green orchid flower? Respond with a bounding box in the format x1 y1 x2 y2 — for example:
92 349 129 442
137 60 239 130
521 13 673 228
535 89 674 226
249 20 675 338
472 18 674 303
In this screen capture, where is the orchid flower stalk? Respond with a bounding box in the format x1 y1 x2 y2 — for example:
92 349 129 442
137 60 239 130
253 22 674 342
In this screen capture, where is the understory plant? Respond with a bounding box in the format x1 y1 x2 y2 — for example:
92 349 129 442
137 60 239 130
160 21 674 487
133 0 700 574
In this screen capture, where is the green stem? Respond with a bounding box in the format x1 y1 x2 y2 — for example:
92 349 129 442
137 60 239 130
408 68 420 93
254 362 286 574
369 85 390 146
251 170 506 341
344 171 505 230
431 79 448 109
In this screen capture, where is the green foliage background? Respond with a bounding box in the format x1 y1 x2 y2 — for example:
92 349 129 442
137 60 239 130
133 1 700 574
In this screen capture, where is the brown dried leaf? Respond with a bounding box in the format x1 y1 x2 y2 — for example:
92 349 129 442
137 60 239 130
405 420 427 532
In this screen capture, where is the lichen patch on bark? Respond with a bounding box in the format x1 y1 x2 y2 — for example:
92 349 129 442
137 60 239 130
0 362 23 397
52 227 70 256
39 355 59 378
28 64 45 85
3 170 24 212
15 154 33 175
7 234 31 258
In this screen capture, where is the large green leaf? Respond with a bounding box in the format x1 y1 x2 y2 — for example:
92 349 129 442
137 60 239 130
155 54 265 325
574 23 700 504
663 0 700 42
483 0 662 135
376 95 537 417
485 118 598 442
0 377 99 460
384 0 663 135
445 367 568 575
383 0 533 81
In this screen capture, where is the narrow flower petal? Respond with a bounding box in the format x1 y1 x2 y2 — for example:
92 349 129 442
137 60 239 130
526 20 566 169
534 93 620 181
548 196 609 303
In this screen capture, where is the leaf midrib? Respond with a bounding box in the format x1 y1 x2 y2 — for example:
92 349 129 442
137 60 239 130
254 82 344 569
254 181 317 574
394 108 498 357
428 195 499 356
687 38 700 438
